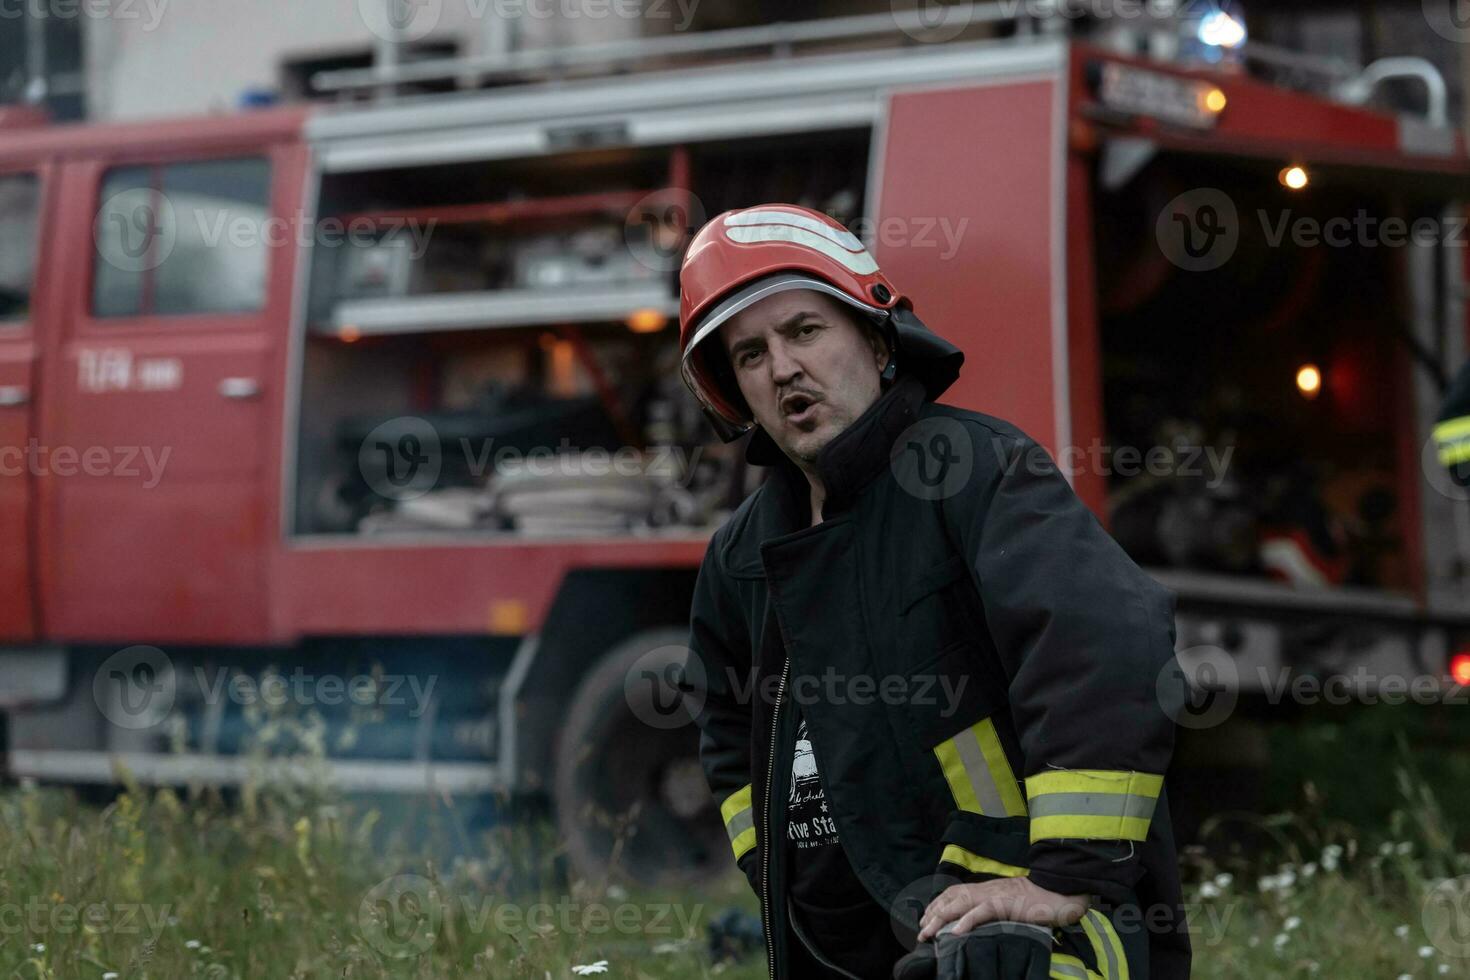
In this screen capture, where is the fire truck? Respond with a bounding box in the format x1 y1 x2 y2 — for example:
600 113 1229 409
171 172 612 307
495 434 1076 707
3 7 1470 883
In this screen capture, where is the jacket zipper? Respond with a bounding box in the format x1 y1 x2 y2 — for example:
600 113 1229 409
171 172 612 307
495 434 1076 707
762 655 790 980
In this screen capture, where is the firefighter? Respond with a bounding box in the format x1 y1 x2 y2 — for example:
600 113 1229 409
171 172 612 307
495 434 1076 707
677 205 1191 980
1435 358 1470 490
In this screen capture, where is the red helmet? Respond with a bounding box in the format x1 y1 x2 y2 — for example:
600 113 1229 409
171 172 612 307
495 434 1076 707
678 204 906 437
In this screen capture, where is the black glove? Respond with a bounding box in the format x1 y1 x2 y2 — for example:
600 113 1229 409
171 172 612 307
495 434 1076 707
892 921 1053 980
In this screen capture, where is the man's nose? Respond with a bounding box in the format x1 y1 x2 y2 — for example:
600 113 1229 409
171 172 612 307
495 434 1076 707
767 341 802 385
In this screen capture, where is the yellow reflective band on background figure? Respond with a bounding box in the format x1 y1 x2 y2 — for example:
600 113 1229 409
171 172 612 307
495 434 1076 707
939 844 1029 878
1080 910 1129 980
1024 769 1163 843
721 784 756 861
1435 416 1470 466
933 718 1027 817
1049 952 1102 980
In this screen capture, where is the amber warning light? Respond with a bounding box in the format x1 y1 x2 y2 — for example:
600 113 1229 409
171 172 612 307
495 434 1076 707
1450 651 1470 688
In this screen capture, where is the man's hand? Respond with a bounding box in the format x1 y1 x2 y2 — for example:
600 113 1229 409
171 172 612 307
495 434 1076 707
917 877 1089 941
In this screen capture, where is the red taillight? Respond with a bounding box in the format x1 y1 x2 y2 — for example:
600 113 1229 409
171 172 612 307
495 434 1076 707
1451 652 1470 688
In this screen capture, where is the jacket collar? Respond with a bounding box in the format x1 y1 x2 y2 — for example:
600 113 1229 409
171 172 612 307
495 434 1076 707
726 373 927 567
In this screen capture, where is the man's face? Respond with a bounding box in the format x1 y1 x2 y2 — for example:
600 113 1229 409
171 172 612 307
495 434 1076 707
719 289 889 467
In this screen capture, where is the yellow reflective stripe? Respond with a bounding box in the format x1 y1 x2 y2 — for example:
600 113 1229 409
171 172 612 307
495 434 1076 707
1439 440 1470 466
935 739 983 813
940 844 1029 878
1049 953 1101 980
720 784 752 825
730 826 757 861
1030 814 1153 842
933 718 1027 817
1025 770 1161 842
1434 416 1470 443
1080 910 1128 980
1025 770 1164 799
721 784 755 861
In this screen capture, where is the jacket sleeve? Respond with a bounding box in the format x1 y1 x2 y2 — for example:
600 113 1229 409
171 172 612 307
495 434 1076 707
941 423 1182 904
682 537 761 898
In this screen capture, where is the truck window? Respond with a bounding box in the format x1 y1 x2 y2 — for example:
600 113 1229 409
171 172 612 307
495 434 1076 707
0 174 39 323
93 157 271 318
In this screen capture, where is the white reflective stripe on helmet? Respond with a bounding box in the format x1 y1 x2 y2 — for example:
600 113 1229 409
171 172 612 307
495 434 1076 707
723 208 869 252
723 219 879 275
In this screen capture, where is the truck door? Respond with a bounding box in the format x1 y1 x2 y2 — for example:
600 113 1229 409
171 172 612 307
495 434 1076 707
0 165 45 642
38 144 303 644
872 78 1066 455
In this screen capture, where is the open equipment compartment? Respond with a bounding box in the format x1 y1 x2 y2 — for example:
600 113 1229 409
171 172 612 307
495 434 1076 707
1093 143 1454 598
290 129 872 538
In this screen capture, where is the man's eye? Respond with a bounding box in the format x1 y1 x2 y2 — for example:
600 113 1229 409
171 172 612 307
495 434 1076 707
737 350 762 367
797 323 819 337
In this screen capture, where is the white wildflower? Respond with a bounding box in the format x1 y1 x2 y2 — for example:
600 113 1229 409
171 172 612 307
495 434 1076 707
572 961 610 976
1397 842 1414 856
185 940 201 950
1284 916 1301 932
30 944 44 953
1419 946 1435 959
1301 862 1317 878
1199 882 1220 899
1273 933 1289 951
1395 925 1411 940
1213 873 1233 889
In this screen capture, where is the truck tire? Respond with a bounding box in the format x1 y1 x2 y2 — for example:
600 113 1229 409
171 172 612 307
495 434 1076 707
553 627 728 887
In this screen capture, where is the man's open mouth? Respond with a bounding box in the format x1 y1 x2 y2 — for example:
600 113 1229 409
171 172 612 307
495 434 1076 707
781 392 822 422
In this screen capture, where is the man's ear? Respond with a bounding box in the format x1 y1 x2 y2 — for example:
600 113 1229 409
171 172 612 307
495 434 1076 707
866 319 896 384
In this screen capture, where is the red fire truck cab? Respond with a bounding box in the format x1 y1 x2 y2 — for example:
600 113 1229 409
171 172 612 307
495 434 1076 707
2 23 1469 882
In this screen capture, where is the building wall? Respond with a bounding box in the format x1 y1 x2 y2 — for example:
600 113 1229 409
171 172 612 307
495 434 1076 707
82 1 487 120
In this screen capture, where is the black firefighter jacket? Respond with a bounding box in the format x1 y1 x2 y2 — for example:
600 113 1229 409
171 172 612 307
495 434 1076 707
684 366 1192 980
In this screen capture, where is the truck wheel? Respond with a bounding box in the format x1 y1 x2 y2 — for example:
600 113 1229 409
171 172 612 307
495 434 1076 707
553 628 727 887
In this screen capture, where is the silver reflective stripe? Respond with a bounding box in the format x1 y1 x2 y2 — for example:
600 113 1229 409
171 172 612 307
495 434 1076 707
952 723 1012 815
1085 910 1121 980
1050 961 1090 980
726 808 754 841
1028 792 1158 822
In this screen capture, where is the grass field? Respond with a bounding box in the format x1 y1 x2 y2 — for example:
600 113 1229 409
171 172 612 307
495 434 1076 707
1 758 1469 979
